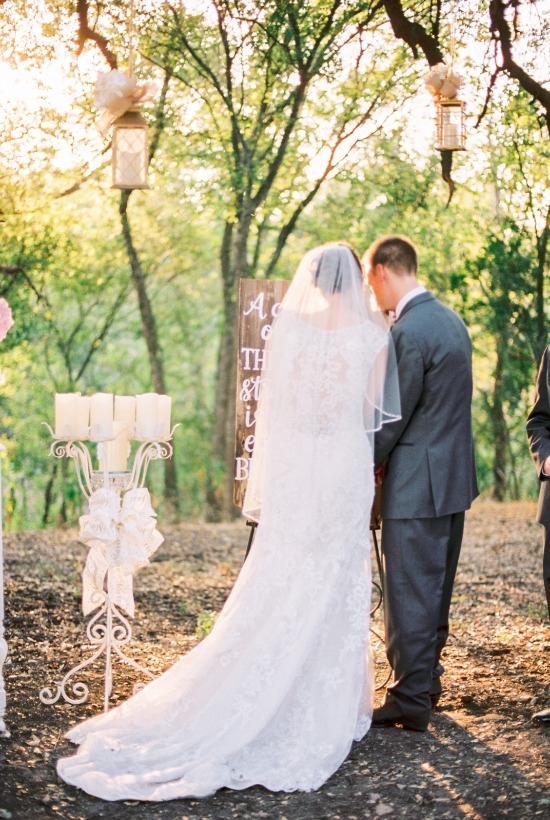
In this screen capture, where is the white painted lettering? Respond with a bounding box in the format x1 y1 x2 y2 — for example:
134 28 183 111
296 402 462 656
241 347 254 370
254 348 266 371
243 293 267 320
240 377 262 402
244 407 257 428
235 457 249 481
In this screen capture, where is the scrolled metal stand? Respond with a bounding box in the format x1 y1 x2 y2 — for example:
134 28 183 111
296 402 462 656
39 426 177 713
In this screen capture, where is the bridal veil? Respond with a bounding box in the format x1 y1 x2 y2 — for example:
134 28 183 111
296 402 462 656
243 241 400 523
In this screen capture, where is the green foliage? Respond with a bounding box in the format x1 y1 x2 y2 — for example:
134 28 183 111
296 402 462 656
195 610 217 638
1 0 550 527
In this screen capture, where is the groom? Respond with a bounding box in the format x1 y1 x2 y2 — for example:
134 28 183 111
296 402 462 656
364 235 478 731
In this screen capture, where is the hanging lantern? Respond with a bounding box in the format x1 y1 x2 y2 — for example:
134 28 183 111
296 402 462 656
435 98 466 152
424 60 467 152
111 107 151 190
92 0 158 191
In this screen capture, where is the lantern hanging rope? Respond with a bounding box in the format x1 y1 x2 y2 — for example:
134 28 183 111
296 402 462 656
93 0 158 189
128 0 135 78
423 0 466 153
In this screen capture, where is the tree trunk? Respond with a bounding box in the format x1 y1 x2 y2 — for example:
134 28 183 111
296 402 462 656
56 459 69 526
206 217 250 521
492 350 508 501
119 190 179 518
42 460 58 527
535 206 550 363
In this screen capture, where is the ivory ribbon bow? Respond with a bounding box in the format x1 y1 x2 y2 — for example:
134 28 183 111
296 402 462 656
79 487 163 617
424 62 463 100
94 70 159 134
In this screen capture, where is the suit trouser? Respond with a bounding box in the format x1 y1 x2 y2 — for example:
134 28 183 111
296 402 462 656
380 512 465 722
542 528 550 620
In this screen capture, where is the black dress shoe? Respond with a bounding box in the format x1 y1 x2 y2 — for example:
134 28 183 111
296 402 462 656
372 701 428 732
532 708 550 724
430 675 442 707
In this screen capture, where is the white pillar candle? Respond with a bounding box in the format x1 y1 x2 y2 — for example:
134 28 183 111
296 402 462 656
158 395 172 439
89 393 114 441
135 393 159 440
54 393 80 439
74 396 91 440
98 422 129 472
114 395 136 440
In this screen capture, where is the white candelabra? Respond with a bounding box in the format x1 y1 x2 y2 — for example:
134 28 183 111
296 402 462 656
40 392 177 713
0 443 9 736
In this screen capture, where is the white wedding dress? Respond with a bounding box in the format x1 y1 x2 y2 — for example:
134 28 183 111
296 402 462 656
57 244 399 801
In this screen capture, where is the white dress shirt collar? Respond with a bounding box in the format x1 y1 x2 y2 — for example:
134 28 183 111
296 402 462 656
395 285 427 319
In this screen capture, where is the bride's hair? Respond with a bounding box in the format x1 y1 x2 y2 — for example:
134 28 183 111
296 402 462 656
310 242 364 295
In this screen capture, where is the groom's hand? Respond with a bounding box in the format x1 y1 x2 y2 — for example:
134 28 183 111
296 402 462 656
374 465 385 486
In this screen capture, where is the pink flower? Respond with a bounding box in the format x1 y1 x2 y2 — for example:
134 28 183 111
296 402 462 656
0 298 13 342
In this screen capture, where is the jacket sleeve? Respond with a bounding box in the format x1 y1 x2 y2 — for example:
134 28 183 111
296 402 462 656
526 346 550 481
374 327 424 467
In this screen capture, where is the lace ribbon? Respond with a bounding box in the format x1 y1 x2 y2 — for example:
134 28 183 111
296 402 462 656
94 70 159 135
79 487 163 617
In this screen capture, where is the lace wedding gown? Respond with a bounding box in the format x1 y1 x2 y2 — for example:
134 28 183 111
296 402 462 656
57 246 397 802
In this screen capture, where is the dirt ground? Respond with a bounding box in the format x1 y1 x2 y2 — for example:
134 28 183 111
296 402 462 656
0 499 549 819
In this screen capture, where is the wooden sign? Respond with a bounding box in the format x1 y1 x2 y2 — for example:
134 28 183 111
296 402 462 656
233 279 290 508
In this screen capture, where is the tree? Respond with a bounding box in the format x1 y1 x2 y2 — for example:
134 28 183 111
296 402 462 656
0 207 132 525
464 222 537 499
144 0 420 517
382 0 550 199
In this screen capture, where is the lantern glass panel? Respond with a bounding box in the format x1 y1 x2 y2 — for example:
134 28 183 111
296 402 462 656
112 115 150 189
435 101 466 151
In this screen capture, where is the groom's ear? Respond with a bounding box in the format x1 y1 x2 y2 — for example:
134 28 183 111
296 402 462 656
374 263 387 281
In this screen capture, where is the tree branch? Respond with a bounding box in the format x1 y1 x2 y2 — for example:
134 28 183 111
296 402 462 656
489 0 550 134
382 0 444 65
382 0 457 199
75 283 130 381
75 0 117 69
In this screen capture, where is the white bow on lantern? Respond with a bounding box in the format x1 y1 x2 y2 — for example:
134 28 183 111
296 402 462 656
94 70 159 135
79 486 163 617
424 62 463 99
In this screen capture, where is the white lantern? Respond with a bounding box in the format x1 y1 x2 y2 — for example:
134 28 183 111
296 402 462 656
111 108 150 190
435 99 466 151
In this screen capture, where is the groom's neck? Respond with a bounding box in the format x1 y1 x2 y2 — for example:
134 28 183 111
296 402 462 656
389 273 419 309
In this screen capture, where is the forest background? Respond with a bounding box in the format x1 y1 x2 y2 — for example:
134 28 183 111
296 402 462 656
0 0 549 530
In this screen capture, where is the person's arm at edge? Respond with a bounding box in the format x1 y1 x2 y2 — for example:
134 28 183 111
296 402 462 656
526 346 550 481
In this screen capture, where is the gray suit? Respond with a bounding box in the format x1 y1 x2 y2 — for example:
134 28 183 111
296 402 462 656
375 291 478 725
526 346 550 618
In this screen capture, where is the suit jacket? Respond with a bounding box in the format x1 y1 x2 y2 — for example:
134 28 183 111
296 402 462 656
526 346 550 527
375 291 478 519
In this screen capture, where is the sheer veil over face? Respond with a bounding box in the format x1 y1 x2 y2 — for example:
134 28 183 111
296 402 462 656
243 242 400 523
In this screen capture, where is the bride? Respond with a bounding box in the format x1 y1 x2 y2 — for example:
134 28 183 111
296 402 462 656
57 242 400 801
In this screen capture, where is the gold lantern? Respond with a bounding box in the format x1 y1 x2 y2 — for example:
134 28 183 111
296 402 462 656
111 107 151 190
435 98 466 152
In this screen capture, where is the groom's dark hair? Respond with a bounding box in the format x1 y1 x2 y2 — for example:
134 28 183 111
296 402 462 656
366 235 417 276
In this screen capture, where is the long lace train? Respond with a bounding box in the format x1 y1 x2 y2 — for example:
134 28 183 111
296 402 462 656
57 433 375 800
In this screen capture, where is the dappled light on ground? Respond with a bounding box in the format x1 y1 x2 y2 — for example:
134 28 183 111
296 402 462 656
0 500 548 818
